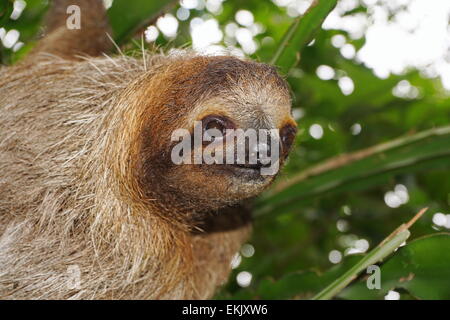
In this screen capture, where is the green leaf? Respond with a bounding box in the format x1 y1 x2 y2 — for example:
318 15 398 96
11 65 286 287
311 208 427 300
256 255 363 299
217 255 364 300
256 126 450 217
0 0 47 65
270 0 338 74
0 0 14 24
227 209 426 300
107 0 176 44
341 233 450 300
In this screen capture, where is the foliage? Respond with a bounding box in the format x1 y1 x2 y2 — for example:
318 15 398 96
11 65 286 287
1 0 449 300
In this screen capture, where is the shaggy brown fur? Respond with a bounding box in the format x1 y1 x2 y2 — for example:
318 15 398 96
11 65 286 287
0 0 295 299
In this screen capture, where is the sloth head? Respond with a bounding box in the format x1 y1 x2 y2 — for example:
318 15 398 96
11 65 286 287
132 55 296 214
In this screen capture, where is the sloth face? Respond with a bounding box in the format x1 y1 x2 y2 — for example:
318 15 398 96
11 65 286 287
138 56 296 211
193 112 296 181
162 89 296 210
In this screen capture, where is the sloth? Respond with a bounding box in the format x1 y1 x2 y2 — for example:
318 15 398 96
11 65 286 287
0 0 297 299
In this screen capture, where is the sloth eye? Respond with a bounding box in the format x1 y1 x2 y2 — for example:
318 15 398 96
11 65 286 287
280 124 297 152
202 115 234 137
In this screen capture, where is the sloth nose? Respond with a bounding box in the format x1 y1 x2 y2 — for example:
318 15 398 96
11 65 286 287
248 141 271 167
239 128 282 168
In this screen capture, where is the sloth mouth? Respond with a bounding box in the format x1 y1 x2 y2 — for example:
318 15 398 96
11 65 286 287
234 163 265 170
202 162 277 180
225 163 271 180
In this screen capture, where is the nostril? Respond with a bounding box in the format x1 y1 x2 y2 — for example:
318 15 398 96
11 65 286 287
256 142 271 166
248 141 259 159
242 141 272 168
257 142 269 154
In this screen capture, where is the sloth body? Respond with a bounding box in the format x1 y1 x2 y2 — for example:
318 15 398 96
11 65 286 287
0 1 295 299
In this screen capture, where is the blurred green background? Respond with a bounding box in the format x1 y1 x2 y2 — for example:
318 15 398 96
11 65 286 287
1 0 450 300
